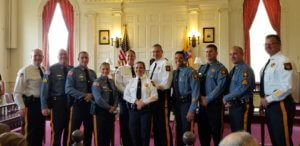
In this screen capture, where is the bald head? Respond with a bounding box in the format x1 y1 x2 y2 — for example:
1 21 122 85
230 46 244 64
58 49 69 65
219 131 258 146
31 48 43 66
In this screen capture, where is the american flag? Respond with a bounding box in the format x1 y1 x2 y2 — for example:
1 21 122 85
118 25 130 66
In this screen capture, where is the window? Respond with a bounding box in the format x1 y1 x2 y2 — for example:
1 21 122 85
250 0 276 82
48 3 69 65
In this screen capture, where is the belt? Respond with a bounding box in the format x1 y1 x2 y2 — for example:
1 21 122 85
229 98 252 105
126 102 150 110
51 96 67 101
175 95 191 103
22 95 40 103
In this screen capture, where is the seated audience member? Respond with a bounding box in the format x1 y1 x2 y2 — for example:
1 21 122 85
0 132 27 146
0 123 10 135
219 131 258 146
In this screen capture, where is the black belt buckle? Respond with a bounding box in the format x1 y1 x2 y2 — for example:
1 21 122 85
126 102 137 110
176 95 191 103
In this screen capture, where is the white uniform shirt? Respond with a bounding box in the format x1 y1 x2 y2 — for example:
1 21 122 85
124 75 158 104
115 64 135 93
260 52 294 103
13 64 45 109
149 58 173 90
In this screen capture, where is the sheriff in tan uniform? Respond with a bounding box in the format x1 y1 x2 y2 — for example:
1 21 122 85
13 49 46 146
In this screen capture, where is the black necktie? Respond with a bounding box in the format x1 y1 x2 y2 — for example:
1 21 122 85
174 69 181 97
131 66 136 78
63 66 68 77
200 64 210 96
84 68 92 93
260 59 270 97
150 63 157 80
38 66 44 79
136 78 142 100
229 66 236 78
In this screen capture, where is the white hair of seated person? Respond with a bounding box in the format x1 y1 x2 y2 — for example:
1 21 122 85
0 132 27 146
0 123 10 135
219 131 258 146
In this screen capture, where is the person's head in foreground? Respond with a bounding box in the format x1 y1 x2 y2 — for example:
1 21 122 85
219 131 258 146
0 132 27 146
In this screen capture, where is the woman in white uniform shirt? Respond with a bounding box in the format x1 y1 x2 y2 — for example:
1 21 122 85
124 61 158 146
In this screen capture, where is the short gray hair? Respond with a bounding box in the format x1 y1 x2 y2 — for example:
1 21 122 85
219 131 258 146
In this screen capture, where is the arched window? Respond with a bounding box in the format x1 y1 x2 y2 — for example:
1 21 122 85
48 3 69 65
250 0 276 82
243 0 281 81
42 0 74 67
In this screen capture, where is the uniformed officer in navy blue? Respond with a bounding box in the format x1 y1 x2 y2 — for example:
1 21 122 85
149 44 173 146
124 61 158 146
223 46 255 133
172 51 200 146
260 34 296 146
40 49 73 146
196 44 228 146
65 51 97 146
91 62 118 146
13 48 46 146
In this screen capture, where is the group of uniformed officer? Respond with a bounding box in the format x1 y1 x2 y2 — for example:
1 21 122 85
13 34 295 146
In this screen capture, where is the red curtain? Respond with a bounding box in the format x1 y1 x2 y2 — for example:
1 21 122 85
42 0 57 67
243 0 260 65
59 0 74 66
263 0 281 35
42 0 74 67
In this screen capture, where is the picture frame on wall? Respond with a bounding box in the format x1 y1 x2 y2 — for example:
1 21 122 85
99 30 110 45
203 27 215 43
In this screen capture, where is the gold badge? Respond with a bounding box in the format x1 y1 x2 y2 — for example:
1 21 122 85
242 79 248 85
242 70 249 77
211 68 216 73
220 67 228 76
284 62 292 70
165 65 171 72
271 63 276 67
43 78 48 83
192 71 199 80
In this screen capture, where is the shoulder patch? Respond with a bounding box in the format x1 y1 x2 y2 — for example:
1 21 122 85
242 79 248 85
68 71 73 76
284 62 292 70
93 82 100 87
220 67 228 76
165 65 171 72
192 71 199 80
151 81 156 87
242 70 249 77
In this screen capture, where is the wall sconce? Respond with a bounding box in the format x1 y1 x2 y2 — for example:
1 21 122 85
189 35 200 48
111 37 122 48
